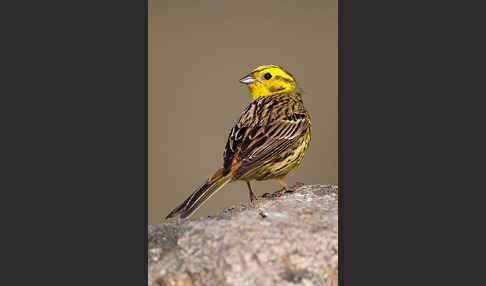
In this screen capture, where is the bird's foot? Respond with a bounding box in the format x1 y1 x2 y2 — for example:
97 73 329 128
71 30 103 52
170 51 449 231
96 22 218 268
261 187 287 198
260 188 287 198
261 182 304 198
275 187 287 197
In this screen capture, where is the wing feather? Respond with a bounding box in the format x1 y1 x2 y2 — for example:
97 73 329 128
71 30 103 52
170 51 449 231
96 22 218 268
222 94 310 178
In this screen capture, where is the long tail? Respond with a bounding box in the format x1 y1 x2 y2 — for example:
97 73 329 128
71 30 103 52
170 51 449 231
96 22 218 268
165 168 232 219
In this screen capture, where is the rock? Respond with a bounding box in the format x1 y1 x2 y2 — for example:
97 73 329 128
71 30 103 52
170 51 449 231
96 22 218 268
148 184 338 286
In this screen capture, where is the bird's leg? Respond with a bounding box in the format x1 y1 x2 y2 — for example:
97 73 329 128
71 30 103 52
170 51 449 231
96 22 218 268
246 181 258 202
274 178 290 196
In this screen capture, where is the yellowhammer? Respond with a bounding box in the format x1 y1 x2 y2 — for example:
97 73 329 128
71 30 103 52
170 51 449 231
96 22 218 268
166 65 311 219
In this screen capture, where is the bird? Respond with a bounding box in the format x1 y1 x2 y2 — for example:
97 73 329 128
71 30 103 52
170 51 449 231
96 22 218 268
166 65 312 219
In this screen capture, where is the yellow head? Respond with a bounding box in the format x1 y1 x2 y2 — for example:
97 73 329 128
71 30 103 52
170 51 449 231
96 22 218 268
239 65 297 101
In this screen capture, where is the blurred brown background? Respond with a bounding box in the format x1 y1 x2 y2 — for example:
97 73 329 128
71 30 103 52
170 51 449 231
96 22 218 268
149 0 337 225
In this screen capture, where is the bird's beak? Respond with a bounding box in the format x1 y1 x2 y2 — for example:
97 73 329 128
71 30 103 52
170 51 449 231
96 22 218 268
239 74 258 84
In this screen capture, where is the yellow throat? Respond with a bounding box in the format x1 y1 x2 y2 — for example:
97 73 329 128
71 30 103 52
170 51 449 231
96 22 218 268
239 65 297 101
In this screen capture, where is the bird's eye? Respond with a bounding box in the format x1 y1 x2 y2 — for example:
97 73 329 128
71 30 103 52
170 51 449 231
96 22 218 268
264 73 272 80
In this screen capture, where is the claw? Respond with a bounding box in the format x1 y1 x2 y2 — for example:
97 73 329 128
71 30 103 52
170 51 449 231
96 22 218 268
274 187 287 197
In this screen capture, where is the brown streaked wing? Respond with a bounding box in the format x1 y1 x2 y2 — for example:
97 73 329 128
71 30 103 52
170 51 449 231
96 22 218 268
222 96 310 178
233 115 309 178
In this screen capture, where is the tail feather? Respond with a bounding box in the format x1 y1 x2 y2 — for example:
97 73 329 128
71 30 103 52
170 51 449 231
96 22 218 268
166 168 232 219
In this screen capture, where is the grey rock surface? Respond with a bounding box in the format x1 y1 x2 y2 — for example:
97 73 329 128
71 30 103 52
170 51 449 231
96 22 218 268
148 184 338 286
